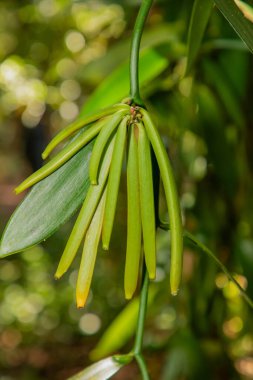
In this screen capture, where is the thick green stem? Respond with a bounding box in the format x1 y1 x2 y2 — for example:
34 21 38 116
130 0 154 106
133 269 150 379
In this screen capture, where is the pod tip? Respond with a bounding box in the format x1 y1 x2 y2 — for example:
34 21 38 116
171 288 179 296
76 298 86 309
149 273 156 280
125 291 134 300
14 186 22 195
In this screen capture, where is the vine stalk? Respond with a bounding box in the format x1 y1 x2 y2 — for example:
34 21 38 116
129 1 155 378
130 0 154 106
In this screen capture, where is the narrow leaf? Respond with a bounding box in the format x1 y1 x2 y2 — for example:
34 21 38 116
186 0 214 74
214 0 253 53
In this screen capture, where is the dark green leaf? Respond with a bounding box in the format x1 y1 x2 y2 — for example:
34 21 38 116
214 0 253 53
0 140 93 257
186 0 214 74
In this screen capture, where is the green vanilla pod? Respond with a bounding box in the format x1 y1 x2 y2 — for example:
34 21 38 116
102 116 128 250
76 189 106 308
55 137 115 279
89 111 128 185
137 122 156 279
124 124 142 299
42 103 130 159
141 109 183 295
15 117 109 194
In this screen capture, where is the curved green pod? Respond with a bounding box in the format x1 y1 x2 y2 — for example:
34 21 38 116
137 122 156 280
89 111 127 185
55 137 115 279
15 118 109 194
102 116 128 250
141 109 183 295
76 189 106 308
42 103 130 159
124 124 142 300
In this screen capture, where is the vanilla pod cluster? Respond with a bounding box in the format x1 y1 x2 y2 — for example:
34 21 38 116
16 102 183 307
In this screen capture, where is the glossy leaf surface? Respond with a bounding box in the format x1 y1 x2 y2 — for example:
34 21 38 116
215 0 253 53
0 139 93 256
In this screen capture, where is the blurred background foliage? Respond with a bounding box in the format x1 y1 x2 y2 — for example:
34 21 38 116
0 0 253 379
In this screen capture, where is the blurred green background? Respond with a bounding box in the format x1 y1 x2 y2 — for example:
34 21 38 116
0 0 253 379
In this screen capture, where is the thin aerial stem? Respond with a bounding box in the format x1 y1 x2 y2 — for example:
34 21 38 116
130 0 154 106
159 221 253 309
135 353 150 380
133 269 150 379
134 269 149 355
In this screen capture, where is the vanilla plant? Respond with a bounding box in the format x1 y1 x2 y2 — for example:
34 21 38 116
16 101 183 307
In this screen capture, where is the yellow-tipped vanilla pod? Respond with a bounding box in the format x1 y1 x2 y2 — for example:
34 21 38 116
76 189 106 308
16 99 183 304
55 137 115 279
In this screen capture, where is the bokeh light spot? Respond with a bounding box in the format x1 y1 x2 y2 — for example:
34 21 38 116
65 30 86 53
59 101 79 121
79 313 101 335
